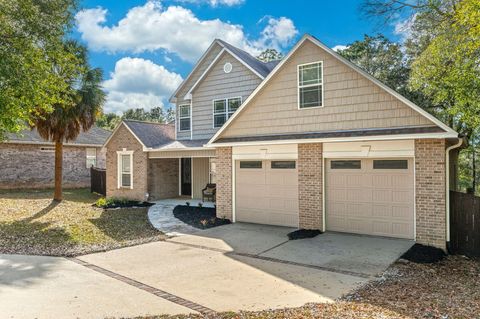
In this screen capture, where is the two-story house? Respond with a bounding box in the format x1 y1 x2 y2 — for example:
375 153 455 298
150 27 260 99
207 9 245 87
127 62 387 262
103 34 462 250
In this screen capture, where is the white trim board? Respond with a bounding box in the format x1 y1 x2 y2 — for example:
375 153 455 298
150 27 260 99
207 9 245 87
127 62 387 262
208 34 457 145
103 121 148 150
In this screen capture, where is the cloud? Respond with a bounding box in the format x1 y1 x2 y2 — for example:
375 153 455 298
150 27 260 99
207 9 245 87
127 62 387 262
254 17 298 51
394 14 417 42
76 1 298 62
178 0 244 7
103 57 183 113
332 45 348 52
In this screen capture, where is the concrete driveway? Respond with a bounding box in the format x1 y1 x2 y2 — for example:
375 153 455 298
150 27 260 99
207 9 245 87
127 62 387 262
0 223 413 318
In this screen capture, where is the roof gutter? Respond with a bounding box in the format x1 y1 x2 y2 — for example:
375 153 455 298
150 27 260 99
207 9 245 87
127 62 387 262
446 137 464 244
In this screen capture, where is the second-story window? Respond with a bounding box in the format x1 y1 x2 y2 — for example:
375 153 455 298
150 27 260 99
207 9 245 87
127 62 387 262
213 97 242 128
298 61 323 108
179 104 191 131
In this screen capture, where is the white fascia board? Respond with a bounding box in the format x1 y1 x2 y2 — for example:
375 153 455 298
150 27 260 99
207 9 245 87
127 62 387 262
208 132 458 148
183 49 226 99
207 34 457 145
169 40 220 103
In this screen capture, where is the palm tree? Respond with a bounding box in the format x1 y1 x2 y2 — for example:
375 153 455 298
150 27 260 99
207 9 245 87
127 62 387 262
34 42 106 201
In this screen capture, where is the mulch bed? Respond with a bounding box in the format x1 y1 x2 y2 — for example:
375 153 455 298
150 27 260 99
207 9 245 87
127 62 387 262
400 243 446 263
94 201 154 209
287 229 322 240
173 205 230 229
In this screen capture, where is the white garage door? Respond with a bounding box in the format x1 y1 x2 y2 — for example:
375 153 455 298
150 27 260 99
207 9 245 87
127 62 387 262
235 160 298 227
326 158 414 239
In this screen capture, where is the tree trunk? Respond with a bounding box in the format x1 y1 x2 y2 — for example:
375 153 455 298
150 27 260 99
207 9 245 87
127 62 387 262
54 141 63 201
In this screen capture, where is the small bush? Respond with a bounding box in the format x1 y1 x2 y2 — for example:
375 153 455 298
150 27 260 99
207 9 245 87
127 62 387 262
186 201 190 206
198 202 203 208
94 197 153 209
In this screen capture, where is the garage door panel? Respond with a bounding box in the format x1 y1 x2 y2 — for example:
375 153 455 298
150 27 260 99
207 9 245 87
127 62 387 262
236 160 298 227
327 158 414 239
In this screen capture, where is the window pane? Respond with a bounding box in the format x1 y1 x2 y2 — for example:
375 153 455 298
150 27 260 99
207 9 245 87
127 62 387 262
180 118 190 131
299 63 321 86
179 105 190 117
214 100 226 113
122 173 131 187
86 158 96 168
331 160 361 169
228 98 241 114
121 155 131 172
86 148 96 157
271 161 296 169
239 161 262 169
300 85 322 108
214 114 226 128
373 160 408 169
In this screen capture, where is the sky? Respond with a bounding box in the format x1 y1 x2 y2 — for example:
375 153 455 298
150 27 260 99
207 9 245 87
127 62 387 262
73 0 406 114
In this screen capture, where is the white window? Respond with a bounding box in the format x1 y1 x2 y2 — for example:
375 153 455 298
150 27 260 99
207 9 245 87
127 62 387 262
86 148 96 168
117 150 133 189
213 97 241 128
179 104 191 131
298 61 323 108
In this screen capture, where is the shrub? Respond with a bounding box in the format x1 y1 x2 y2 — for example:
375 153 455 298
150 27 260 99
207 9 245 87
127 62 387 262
186 201 190 206
198 202 203 208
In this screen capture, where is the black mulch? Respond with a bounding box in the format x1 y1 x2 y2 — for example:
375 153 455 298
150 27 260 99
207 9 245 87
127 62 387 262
95 201 154 209
173 205 231 229
288 229 322 240
401 243 446 263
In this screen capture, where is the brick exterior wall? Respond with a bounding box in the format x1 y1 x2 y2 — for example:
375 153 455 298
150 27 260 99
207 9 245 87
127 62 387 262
106 124 148 200
415 139 446 249
298 143 323 230
148 158 178 200
215 147 232 220
0 143 105 189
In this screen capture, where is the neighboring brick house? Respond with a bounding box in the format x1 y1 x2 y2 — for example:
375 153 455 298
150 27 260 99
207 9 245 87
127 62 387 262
0 126 110 189
104 35 463 250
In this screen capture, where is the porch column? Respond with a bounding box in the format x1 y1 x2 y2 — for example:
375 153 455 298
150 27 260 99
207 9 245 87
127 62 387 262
216 147 233 220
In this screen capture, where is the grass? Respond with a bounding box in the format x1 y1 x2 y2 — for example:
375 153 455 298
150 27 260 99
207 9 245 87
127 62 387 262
0 188 166 256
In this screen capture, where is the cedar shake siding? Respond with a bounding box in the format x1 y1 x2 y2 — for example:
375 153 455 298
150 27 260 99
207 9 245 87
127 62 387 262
190 51 262 140
220 40 436 139
106 124 148 200
0 143 105 189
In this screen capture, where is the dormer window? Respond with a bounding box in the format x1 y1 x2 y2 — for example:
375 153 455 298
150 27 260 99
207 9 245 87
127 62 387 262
179 104 191 131
213 97 242 128
298 61 323 108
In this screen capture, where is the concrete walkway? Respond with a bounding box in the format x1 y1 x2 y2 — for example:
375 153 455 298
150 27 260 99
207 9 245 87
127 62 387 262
147 198 214 236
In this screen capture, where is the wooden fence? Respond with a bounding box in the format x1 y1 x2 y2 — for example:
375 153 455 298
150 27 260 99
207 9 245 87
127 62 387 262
90 166 106 196
449 191 480 257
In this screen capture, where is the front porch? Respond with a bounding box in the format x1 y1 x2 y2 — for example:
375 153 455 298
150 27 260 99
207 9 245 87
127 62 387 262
147 147 216 202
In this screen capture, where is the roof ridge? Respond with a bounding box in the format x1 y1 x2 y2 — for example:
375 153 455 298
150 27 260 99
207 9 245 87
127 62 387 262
123 119 173 126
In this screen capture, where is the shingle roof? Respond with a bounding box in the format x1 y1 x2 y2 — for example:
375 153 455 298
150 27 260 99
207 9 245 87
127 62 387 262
123 120 175 149
217 39 281 78
214 126 446 144
6 126 111 146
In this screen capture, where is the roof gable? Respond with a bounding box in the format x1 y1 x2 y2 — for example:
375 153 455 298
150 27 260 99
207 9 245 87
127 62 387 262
208 34 457 144
104 120 174 149
170 39 280 102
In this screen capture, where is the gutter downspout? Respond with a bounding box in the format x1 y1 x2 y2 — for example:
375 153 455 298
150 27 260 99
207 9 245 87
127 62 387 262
446 137 464 243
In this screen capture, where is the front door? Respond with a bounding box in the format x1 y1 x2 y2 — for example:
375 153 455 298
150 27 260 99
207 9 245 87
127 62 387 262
181 158 192 196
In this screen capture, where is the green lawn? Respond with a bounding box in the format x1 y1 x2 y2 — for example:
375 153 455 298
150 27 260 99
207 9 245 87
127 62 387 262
0 188 165 256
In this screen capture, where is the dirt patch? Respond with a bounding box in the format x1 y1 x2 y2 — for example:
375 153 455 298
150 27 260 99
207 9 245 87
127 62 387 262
401 243 446 263
287 229 322 240
173 205 230 229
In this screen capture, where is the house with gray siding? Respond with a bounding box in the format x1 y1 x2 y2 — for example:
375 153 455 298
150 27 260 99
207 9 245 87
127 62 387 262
104 34 463 251
0 126 110 189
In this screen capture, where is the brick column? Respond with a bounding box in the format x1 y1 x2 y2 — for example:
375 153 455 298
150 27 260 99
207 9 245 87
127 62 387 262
298 143 323 230
415 139 446 250
215 147 232 220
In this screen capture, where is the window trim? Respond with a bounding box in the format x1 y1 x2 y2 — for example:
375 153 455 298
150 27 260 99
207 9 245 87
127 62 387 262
178 103 191 132
297 61 324 109
86 148 97 168
117 150 133 189
212 96 242 128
